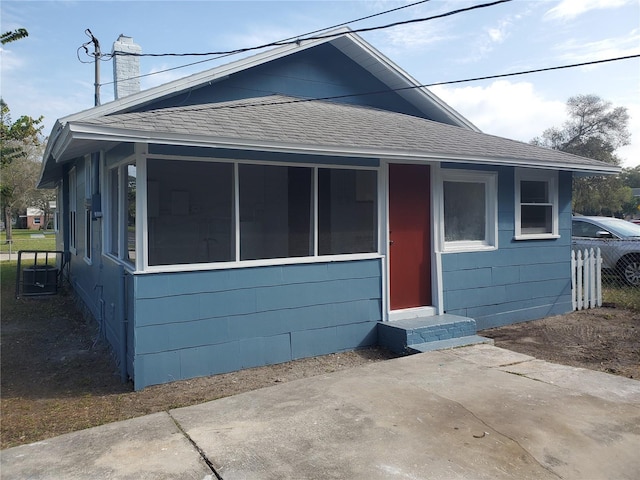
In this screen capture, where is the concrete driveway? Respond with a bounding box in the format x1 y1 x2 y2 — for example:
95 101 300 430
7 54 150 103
2 344 639 479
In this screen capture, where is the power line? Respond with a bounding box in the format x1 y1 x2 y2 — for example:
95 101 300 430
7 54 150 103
108 0 512 58
125 53 639 116
98 0 433 86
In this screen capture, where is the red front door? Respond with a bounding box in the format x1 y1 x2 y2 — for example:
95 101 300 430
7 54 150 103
389 164 432 310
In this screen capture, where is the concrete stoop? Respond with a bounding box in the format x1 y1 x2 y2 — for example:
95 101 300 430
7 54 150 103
378 313 493 355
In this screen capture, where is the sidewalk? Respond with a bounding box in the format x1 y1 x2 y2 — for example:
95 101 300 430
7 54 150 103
2 344 639 479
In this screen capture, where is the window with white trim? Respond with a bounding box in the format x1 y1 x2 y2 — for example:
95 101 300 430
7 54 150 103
514 169 558 239
108 167 119 256
107 162 136 265
69 167 77 253
441 169 497 252
145 158 378 267
84 157 92 263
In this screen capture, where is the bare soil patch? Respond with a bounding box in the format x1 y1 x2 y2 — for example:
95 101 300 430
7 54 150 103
2 262 638 449
482 307 640 379
0 274 397 449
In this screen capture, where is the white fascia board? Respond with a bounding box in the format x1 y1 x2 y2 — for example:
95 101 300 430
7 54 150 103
61 30 353 124
65 123 620 175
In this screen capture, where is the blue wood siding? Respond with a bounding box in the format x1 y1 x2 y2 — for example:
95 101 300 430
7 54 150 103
131 259 382 389
138 43 426 119
57 156 133 382
441 168 573 330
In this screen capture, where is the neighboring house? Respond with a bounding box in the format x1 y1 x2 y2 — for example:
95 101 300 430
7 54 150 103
38 29 618 389
25 208 45 230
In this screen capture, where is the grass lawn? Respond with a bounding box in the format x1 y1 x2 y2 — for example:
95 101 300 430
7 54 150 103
1 229 56 253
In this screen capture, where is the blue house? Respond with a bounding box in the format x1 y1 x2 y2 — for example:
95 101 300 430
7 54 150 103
38 29 617 389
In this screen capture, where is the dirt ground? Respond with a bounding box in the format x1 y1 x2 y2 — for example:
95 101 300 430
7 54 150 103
481 307 640 379
1 278 639 449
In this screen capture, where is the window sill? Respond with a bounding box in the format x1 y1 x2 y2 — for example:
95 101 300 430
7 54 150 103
513 234 560 241
442 243 497 254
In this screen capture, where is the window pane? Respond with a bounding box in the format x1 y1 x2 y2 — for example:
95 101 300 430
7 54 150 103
444 181 485 241
240 164 312 260
521 205 552 234
126 164 136 264
318 169 377 255
147 159 234 266
109 168 119 255
521 180 548 203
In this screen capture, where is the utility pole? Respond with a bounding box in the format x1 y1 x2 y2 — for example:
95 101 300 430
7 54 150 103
85 29 101 106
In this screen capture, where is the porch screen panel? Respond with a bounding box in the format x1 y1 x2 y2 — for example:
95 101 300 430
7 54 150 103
239 164 312 260
147 159 234 265
318 169 377 255
126 164 136 264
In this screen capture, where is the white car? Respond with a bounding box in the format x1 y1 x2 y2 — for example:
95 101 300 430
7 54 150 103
572 216 640 286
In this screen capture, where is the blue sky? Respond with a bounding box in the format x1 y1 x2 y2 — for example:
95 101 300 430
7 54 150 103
2 0 639 166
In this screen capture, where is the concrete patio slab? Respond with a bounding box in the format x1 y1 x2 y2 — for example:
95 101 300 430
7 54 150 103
2 345 639 480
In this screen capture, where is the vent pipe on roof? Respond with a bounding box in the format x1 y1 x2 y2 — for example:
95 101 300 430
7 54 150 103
112 35 141 100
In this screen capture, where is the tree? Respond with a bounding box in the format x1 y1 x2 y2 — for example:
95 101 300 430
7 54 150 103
1 28 28 45
531 94 632 216
0 101 47 242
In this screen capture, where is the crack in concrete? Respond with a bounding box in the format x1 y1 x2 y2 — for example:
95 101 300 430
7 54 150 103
446 398 564 479
168 412 224 480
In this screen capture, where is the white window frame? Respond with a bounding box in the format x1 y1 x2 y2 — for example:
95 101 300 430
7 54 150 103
141 154 381 273
514 168 559 240
69 167 77 254
84 156 92 264
440 169 498 253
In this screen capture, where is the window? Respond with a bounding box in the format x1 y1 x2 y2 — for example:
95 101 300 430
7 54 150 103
145 159 378 268
109 167 119 255
515 169 558 239
240 164 312 260
126 164 136 265
318 169 377 255
441 169 497 252
84 157 92 263
69 167 77 253
147 159 234 266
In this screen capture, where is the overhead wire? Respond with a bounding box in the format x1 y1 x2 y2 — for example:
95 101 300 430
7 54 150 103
98 0 433 86
91 53 640 124
85 0 511 64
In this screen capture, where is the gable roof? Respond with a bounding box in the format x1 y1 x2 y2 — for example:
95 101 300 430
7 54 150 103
38 29 619 187
59 28 476 128
55 94 618 172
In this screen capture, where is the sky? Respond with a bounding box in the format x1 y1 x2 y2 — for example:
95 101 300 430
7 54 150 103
1 0 639 167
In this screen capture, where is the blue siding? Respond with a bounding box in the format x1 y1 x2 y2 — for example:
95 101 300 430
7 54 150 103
141 43 427 120
442 168 573 330
132 259 382 389
57 156 133 382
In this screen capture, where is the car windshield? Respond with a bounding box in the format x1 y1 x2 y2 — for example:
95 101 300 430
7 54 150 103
593 218 640 238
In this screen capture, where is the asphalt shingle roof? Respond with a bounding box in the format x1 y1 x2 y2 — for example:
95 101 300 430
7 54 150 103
80 94 612 170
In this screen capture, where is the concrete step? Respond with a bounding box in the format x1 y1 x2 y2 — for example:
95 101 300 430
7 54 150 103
378 314 485 355
408 335 494 353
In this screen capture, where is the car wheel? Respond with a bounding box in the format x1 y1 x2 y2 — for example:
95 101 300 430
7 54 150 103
620 256 640 286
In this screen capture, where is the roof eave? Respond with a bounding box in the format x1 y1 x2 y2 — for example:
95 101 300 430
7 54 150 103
60 123 620 176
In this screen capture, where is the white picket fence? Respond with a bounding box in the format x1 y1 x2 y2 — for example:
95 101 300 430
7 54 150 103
571 247 602 310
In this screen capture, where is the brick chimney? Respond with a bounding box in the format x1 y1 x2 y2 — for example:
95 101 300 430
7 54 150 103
112 35 141 99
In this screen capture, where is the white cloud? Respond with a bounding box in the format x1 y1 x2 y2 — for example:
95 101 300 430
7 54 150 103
431 80 640 168
0 47 25 74
553 29 640 64
430 80 567 142
545 0 634 20
381 22 454 49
